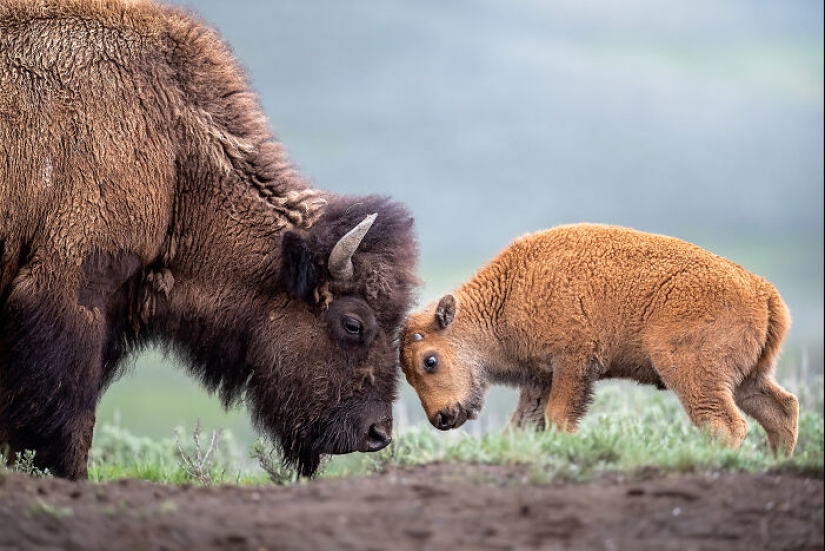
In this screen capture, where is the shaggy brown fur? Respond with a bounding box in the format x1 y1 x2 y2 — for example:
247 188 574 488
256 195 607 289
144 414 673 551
401 224 798 455
0 0 419 479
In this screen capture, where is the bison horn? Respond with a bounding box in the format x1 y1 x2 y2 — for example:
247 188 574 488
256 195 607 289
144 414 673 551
328 213 377 281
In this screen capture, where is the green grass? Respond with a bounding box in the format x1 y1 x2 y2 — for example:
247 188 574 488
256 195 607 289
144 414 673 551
323 378 824 482
64 374 823 486
86 422 269 485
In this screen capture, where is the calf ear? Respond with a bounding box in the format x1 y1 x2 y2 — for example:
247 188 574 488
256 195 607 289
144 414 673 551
435 294 456 329
280 230 319 303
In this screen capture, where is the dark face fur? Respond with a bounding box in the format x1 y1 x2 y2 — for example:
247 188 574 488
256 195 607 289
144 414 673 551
250 196 418 476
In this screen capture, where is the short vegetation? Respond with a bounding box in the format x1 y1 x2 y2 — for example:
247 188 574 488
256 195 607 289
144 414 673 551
332 375 824 483
3 371 822 486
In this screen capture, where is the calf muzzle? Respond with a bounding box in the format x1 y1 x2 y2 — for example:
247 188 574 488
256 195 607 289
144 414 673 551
431 403 470 431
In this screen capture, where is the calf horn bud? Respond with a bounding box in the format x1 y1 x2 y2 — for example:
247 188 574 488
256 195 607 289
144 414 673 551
328 213 377 281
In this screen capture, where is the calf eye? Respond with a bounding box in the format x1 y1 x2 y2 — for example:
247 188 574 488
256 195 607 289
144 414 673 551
343 317 362 335
423 354 438 373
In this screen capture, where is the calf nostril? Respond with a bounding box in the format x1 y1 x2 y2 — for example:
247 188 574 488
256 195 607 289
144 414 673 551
436 411 450 430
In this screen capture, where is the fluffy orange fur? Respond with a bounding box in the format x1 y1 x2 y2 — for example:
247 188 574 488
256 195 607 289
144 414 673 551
401 223 798 455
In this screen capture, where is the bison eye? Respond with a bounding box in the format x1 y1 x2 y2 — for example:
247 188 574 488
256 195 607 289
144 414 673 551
342 316 363 336
423 354 438 373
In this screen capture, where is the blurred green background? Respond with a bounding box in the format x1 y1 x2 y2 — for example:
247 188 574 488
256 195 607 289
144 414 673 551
96 0 823 451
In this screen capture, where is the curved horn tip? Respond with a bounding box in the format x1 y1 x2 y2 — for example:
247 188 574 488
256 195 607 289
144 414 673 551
354 213 378 233
328 213 379 281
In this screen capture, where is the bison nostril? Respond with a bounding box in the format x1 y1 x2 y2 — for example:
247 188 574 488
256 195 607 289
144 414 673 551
365 422 392 452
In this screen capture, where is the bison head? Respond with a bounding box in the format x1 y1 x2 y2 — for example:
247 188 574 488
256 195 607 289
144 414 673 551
245 196 418 476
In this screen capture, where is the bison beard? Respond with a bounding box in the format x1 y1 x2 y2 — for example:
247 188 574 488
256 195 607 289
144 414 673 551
272 398 394 478
0 1 418 478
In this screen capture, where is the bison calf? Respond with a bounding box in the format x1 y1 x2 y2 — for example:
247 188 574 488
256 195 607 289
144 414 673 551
401 224 798 455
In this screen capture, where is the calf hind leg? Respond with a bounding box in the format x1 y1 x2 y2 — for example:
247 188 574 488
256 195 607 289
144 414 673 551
652 353 749 449
687 390 748 449
668 380 748 448
734 374 798 456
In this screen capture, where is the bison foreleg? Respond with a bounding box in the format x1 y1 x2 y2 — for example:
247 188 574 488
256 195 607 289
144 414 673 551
0 278 105 479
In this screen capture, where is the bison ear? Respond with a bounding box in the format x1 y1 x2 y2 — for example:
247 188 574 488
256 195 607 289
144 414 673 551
435 294 456 329
281 230 319 303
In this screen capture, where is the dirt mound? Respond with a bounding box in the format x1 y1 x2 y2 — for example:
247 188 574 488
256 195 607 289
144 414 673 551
0 463 821 550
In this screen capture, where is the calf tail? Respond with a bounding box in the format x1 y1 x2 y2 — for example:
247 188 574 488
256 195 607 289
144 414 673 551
736 284 798 456
755 284 791 376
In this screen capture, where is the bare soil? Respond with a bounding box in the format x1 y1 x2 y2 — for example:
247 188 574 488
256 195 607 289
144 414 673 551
0 463 822 551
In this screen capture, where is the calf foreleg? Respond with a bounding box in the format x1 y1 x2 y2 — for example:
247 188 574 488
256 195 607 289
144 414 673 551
508 383 551 431
543 354 598 432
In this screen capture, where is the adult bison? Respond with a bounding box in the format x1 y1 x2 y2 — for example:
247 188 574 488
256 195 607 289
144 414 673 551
0 0 418 479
